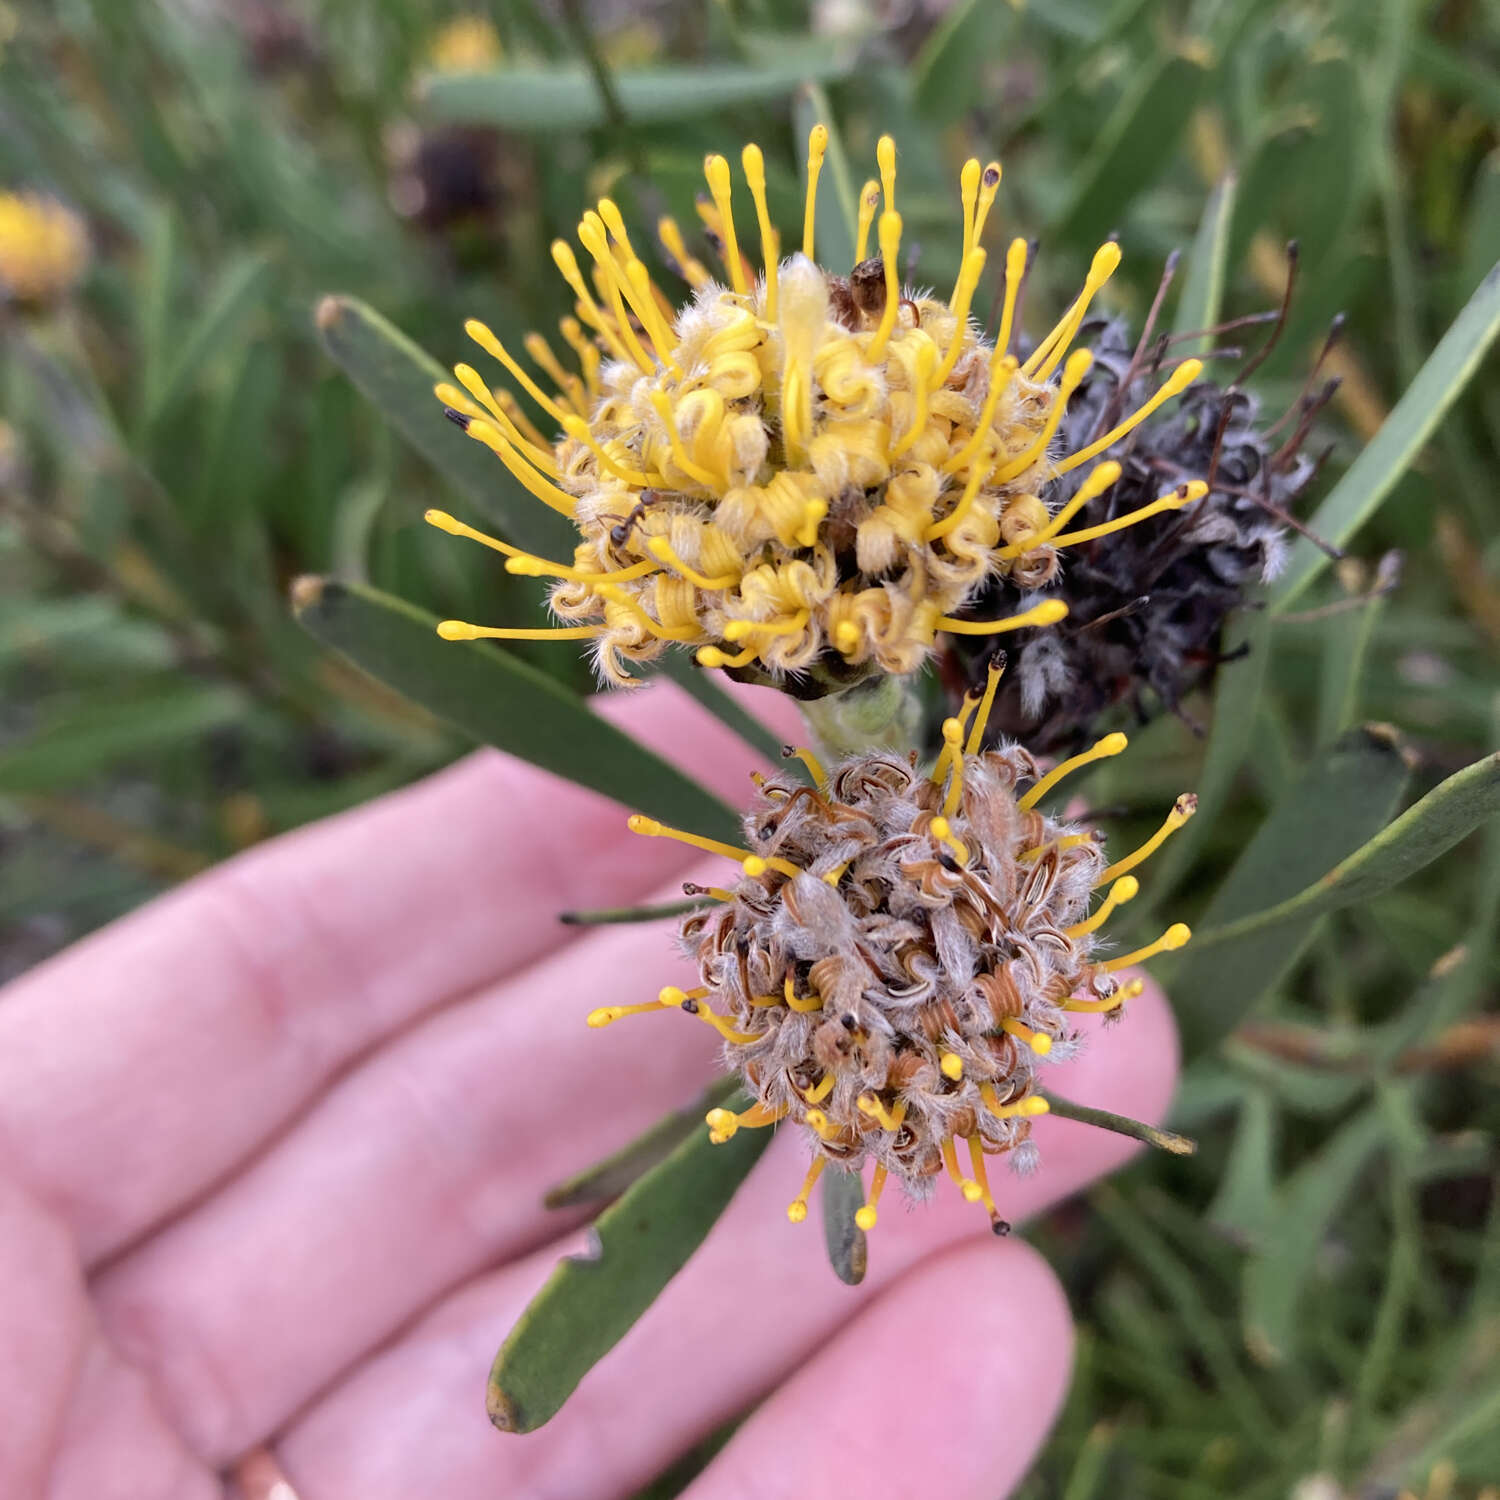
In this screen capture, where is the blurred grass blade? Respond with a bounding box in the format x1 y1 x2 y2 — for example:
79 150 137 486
487 1096 770 1431
1273 264 1500 609
315 294 576 558
1173 173 1238 355
1190 749 1500 952
293 577 740 842
421 57 850 133
0 682 245 794
910 0 1019 126
1242 1106 1387 1364
558 895 708 927
1055 49 1212 247
543 1078 740 1210
821 1168 868 1286
1169 724 1413 1055
1208 1088 1277 1243
145 249 275 430
793 85 856 274
1314 553 1401 746
657 655 786 765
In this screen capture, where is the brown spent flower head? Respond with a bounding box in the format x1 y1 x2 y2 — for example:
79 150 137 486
425 128 1208 693
0 191 88 306
593 659 1195 1232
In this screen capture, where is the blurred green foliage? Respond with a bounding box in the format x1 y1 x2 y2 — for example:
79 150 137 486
2 0 1499 1495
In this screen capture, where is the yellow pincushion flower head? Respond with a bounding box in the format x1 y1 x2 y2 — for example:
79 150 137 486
427 128 1207 693
594 659 1196 1231
0 191 88 306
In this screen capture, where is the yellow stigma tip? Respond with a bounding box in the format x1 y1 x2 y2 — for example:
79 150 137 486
1033 600 1070 626
787 1201 808 1224
436 620 476 640
1164 923 1192 950
705 1108 737 1142
855 1206 877 1231
424 509 462 533
1025 1097 1050 1116
742 855 768 877
1091 241 1123 280
1116 875 1140 900
658 985 687 1005
940 1052 964 1080
1030 1034 1053 1057
586 1008 616 1028
628 814 662 836
1101 732 1129 754
961 1180 983 1203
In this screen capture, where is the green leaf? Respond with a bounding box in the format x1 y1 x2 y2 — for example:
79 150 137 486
820 1168 868 1286
1207 1088 1277 1243
1242 1106 1388 1364
1313 553 1401 747
909 0 1018 127
420 57 851 133
292 577 740 842
657 655 786 766
314 294 576 559
1169 724 1413 1055
1054 50 1212 248
543 1078 740 1209
1172 173 1238 356
487 1095 771 1432
1272 264 1500 609
0 682 246 794
1188 749 1500 954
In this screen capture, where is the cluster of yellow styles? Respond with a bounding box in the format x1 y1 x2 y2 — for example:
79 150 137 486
0 191 88 305
426 127 1207 687
594 658 1197 1236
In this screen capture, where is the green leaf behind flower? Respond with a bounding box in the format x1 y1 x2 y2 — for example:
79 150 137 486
1173 173 1238 357
487 1094 771 1432
292 577 741 842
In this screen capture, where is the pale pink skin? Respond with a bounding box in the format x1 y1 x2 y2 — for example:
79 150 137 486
0 683 1179 1500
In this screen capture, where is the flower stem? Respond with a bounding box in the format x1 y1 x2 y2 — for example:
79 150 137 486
798 673 924 760
1041 1094 1197 1155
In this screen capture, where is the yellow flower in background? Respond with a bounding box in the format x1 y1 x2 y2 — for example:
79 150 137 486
426 14 503 73
0 191 88 305
428 129 1207 690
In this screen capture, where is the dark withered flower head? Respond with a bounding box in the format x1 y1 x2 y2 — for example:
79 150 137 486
592 661 1194 1232
421 128 1211 695
959 315 1326 752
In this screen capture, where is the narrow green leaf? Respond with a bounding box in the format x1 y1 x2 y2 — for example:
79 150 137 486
292 577 740 843
0 683 245 794
1169 724 1413 1055
1054 50 1212 247
1313 553 1401 747
657 655 786 766
314 294 576 558
910 0 1017 127
558 895 709 927
820 1168 868 1286
1273 264 1500 609
794 84 856 275
1189 749 1500 953
1208 1089 1277 1243
1172 173 1238 356
487 1096 771 1431
543 1078 740 1209
1242 1107 1388 1364
420 57 851 133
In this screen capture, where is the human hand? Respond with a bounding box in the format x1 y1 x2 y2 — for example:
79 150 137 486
0 683 1177 1500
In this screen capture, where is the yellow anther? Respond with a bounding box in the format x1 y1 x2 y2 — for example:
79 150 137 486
784 744 829 788
864 212 903 362
703 153 746 295
648 389 721 489
936 598 1069 636
742 852 803 881
1096 793 1198 885
464 418 579 518
943 353 1019 476
1065 875 1140 939
890 340 935 460
999 1016 1053 1056
803 122 829 259
981 1084 1051 1121
786 1156 826 1222
626 813 752 868
657 215 711 288
585 997 673 1028
559 414 655 487
784 975 824 1013
876 134 897 212
940 1051 964 1081
1019 732 1129 812
934 246 986 386
1000 460 1122 557
645 534 739 591
803 1073 835 1105
1064 977 1145 1013
929 815 969 865
465 319 571 427
941 1136 983 1202
436 620 598 642
857 1093 908 1131
1054 359 1203 476
855 1163 888 1231
1101 922 1192 972
1047 481 1209 551
741 143 779 319
965 654 1008 756
854 178 881 263
993 347 1094 484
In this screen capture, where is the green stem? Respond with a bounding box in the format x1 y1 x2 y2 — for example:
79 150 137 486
798 673 924 760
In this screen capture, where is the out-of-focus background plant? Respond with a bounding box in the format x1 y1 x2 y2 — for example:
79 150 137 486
3 0 1499 1494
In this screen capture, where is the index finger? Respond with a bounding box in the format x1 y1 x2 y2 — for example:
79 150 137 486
0 681 795 1264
